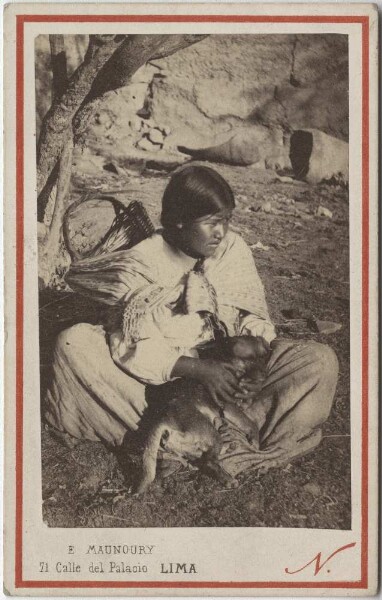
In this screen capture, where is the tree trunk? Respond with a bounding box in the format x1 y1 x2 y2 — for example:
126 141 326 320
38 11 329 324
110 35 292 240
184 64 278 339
37 34 127 200
149 34 209 61
86 34 208 100
87 34 207 101
49 35 68 101
89 34 172 98
47 141 73 251
39 139 73 287
37 36 68 222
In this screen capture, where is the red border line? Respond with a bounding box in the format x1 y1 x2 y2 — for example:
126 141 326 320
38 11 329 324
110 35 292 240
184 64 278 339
14 580 366 590
15 14 370 590
19 15 367 23
15 14 24 590
360 17 369 590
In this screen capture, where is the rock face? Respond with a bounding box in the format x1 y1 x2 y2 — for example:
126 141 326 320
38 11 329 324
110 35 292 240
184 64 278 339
149 35 348 144
35 34 348 180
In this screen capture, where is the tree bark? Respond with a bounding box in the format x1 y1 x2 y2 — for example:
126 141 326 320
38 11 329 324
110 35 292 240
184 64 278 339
37 34 127 199
46 139 73 250
49 35 68 101
39 139 73 286
37 36 68 222
149 34 209 61
84 35 173 100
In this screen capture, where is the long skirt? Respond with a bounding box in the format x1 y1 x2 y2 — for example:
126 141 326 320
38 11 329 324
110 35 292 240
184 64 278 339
44 323 338 476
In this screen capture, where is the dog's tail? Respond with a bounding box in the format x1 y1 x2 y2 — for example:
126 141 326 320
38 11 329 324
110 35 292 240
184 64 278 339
134 421 169 494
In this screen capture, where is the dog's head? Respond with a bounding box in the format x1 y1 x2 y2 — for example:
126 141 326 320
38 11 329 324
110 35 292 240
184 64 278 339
229 335 271 361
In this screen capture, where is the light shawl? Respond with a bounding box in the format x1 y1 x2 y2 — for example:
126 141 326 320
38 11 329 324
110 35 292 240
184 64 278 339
66 243 179 344
201 231 271 322
65 230 271 340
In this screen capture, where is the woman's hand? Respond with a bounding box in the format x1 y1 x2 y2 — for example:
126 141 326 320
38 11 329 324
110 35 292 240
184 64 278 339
232 377 264 408
197 359 242 407
171 356 241 408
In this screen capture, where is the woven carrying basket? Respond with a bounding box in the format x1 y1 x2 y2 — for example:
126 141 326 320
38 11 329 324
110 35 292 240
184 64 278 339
63 193 155 261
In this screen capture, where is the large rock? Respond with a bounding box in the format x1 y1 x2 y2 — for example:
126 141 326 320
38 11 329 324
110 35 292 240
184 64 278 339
290 129 348 184
178 125 285 167
149 34 348 145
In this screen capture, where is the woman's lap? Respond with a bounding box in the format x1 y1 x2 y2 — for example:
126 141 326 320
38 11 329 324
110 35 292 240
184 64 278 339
218 338 339 476
44 323 147 446
44 325 338 475
249 338 338 444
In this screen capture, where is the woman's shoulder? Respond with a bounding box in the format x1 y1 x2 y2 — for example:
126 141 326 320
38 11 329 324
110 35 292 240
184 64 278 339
206 230 253 272
127 231 172 273
129 231 166 259
223 229 252 255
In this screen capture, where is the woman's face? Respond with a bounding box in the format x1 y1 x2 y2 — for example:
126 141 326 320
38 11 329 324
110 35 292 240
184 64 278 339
177 209 233 258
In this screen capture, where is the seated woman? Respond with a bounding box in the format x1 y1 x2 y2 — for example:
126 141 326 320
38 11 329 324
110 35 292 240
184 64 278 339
45 165 338 478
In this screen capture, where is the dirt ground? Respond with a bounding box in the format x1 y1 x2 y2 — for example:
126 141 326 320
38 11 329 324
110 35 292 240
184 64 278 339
40 163 350 529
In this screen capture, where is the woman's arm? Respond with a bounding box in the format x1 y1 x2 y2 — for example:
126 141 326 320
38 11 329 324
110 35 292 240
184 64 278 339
110 331 184 386
239 312 276 344
111 330 241 406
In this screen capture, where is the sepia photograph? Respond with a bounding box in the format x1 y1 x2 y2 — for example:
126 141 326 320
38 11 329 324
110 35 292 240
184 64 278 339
36 32 351 529
3 3 379 594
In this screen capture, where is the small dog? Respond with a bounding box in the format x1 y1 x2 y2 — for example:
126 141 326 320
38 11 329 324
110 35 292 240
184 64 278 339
134 335 271 494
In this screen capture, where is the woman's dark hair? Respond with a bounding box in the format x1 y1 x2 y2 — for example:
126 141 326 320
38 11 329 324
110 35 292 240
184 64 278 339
160 165 235 228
